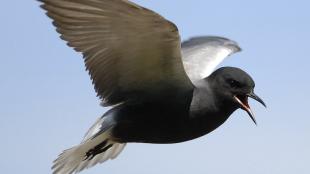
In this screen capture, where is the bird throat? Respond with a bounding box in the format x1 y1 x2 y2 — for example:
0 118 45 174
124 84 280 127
186 87 238 140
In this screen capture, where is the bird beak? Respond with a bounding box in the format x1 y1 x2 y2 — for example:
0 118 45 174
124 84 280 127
234 92 266 125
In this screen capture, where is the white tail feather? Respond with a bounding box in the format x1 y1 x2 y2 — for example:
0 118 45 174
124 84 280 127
52 116 126 174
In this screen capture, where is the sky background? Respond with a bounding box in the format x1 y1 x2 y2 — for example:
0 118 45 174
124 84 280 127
0 0 309 174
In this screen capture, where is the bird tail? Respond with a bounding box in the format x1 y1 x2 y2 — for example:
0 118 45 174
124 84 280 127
52 116 126 174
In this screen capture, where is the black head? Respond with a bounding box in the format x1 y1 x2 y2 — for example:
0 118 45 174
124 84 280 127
208 67 266 124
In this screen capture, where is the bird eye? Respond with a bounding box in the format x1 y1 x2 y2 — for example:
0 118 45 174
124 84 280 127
228 79 241 88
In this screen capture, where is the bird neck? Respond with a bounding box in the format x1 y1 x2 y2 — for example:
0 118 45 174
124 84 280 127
187 80 237 137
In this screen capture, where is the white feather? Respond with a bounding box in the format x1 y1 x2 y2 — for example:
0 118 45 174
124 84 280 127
52 116 126 174
181 36 241 82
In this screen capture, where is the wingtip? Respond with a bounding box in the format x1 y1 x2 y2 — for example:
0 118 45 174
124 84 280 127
229 42 242 53
182 36 242 53
215 36 242 53
228 41 242 53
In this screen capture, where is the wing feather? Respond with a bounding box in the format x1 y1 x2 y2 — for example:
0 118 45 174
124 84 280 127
181 36 241 82
40 0 193 106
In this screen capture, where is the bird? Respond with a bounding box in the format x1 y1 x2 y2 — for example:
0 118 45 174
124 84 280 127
38 0 266 174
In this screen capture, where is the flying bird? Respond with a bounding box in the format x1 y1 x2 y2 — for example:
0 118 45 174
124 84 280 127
39 0 266 174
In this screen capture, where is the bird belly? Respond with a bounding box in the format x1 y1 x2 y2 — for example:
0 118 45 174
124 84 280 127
111 109 232 144
109 102 200 144
112 120 191 144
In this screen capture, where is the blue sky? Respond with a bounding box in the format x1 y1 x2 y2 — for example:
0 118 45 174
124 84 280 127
0 0 309 174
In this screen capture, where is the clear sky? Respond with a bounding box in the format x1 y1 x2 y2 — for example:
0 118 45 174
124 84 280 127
1 0 309 174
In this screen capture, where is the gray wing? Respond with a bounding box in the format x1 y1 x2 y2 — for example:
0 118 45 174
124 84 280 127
40 0 193 106
181 36 241 82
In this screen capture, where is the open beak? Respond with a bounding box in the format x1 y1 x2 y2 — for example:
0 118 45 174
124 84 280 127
234 92 266 125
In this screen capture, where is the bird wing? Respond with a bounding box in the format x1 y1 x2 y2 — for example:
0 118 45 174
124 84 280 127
40 0 193 106
181 36 241 82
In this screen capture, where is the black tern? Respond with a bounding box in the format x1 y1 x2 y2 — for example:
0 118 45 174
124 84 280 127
39 0 266 173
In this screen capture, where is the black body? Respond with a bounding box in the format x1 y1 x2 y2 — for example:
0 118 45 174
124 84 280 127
107 67 253 144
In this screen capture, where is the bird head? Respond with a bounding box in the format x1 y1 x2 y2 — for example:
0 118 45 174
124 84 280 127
208 67 266 124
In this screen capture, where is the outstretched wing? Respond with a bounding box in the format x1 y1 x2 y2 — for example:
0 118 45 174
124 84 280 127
40 0 193 106
181 36 241 82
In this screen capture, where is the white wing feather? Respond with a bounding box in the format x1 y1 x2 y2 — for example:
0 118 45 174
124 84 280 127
181 36 241 82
